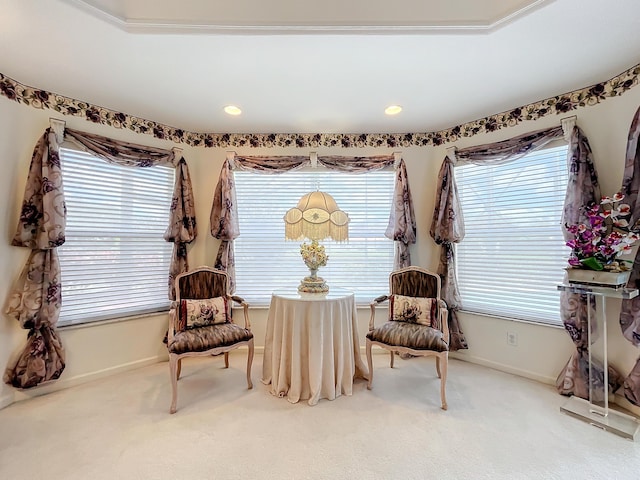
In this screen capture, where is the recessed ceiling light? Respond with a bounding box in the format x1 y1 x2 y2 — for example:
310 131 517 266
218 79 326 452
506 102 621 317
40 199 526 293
224 105 242 116
384 105 403 115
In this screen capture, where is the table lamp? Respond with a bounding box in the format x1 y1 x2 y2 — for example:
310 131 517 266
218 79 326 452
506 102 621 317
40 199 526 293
284 190 350 293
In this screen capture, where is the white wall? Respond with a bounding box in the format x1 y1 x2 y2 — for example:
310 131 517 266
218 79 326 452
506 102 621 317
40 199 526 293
2 80 640 414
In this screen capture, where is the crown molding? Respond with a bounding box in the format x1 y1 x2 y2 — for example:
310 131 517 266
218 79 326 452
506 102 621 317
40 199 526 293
65 0 552 35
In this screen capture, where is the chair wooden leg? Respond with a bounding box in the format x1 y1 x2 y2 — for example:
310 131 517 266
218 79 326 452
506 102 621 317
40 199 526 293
246 340 254 389
440 353 448 410
436 357 441 379
224 352 229 368
390 350 395 368
366 340 374 390
169 355 179 414
176 359 182 380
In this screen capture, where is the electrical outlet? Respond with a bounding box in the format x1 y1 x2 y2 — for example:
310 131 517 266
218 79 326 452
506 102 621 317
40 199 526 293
507 332 518 346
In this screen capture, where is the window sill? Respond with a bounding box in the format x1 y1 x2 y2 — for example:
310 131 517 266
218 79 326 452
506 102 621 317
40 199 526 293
458 309 564 329
58 310 170 331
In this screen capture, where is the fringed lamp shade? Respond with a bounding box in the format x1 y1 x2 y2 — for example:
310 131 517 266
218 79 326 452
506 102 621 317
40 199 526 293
284 191 349 293
284 191 350 242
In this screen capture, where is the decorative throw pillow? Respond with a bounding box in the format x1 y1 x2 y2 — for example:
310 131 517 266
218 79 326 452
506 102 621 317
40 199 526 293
180 297 228 328
389 295 437 327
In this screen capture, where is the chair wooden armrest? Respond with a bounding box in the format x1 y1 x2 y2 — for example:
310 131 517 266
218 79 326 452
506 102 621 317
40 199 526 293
437 299 450 345
167 304 178 345
229 294 251 330
369 294 389 331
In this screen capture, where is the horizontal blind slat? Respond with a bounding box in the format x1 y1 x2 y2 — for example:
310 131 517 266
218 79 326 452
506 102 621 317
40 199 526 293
58 147 175 326
234 168 395 304
456 144 569 325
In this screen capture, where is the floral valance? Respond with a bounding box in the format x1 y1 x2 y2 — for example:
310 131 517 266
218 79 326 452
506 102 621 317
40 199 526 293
210 153 415 292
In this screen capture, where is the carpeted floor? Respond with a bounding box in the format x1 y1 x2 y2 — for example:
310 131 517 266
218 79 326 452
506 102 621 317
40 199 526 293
0 354 639 480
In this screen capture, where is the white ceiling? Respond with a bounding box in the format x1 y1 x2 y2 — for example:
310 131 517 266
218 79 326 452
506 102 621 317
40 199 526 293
1 0 640 135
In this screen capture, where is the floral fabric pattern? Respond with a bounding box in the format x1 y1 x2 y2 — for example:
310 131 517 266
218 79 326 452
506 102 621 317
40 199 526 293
429 157 467 351
317 155 394 172
164 158 197 300
65 129 177 167
430 158 465 245
385 159 416 269
6 126 197 388
555 126 626 402
2 323 65 389
453 126 564 166
1 63 638 147
4 128 67 388
11 129 66 249
390 295 436 327
210 159 239 292
619 105 640 405
181 297 228 328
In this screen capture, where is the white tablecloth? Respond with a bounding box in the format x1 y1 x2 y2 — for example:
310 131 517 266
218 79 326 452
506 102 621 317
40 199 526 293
261 288 368 405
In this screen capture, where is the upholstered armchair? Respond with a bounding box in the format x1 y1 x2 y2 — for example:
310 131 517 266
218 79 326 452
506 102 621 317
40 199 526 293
365 266 450 410
166 266 254 413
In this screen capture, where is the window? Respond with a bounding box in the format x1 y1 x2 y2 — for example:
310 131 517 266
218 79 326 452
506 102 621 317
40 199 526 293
234 168 395 305
57 147 175 326
455 144 569 325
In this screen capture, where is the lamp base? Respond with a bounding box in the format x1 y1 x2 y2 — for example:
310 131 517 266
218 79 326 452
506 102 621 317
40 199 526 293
298 275 329 293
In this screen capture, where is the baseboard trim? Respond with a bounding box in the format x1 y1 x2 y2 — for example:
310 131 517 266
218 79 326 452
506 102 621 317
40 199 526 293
6 347 638 417
449 351 557 386
11 355 164 405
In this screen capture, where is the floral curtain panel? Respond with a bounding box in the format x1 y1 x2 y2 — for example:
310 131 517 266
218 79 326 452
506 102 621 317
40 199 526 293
4 128 66 388
556 125 624 400
5 125 196 389
429 156 467 351
210 157 241 293
384 159 416 269
209 154 415 291
619 105 640 406
163 158 198 300
430 125 566 352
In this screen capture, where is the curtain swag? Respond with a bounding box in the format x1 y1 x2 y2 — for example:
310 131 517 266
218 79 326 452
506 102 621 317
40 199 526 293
430 124 567 352
4 124 196 389
209 154 416 293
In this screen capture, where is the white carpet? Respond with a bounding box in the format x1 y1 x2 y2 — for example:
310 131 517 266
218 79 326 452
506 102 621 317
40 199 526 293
0 354 639 480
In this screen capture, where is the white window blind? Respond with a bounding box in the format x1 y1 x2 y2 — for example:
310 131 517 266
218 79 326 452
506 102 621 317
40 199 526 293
455 144 569 325
234 168 395 305
58 147 174 326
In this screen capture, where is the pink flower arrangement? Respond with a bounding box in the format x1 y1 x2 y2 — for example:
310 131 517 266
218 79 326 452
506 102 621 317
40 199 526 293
566 192 640 271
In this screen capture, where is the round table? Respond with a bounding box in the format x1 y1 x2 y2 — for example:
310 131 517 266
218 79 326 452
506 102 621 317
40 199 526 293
261 288 368 405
